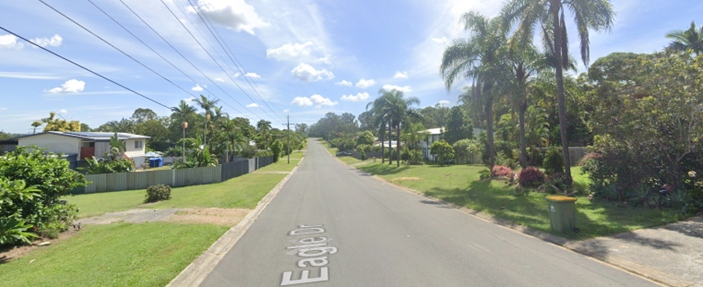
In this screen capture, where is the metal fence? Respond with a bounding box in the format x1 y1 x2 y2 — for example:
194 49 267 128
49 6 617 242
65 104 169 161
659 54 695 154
78 156 274 194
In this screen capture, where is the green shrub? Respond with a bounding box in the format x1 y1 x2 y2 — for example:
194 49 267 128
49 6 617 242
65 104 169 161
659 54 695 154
256 150 273 158
271 139 283 163
357 131 375 146
518 167 546 188
400 147 410 161
383 149 398 161
430 140 455 166
239 145 257 159
145 185 171 203
543 146 565 175
80 157 134 174
0 217 37 246
360 150 367 161
478 169 491 180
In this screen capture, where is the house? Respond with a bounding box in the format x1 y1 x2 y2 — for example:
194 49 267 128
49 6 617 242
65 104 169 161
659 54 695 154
417 127 486 161
16 132 150 168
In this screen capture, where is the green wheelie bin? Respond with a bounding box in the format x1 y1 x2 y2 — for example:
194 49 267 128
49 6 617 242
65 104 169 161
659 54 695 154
545 196 578 234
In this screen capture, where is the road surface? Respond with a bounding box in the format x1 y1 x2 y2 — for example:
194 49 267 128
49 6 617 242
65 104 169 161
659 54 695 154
201 139 657 287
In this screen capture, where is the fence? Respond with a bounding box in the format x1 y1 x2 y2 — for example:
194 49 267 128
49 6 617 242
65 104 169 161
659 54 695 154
78 156 274 194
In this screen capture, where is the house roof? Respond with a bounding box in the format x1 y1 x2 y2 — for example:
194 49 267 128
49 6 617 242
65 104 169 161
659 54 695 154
418 127 443 135
15 131 150 141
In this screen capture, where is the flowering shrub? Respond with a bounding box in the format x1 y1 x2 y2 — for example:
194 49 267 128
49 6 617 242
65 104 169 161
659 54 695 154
491 165 514 178
518 167 546 188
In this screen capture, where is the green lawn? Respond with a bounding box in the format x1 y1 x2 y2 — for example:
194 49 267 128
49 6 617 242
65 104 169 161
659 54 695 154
0 223 228 287
318 139 338 155
66 173 287 218
357 162 684 239
256 158 301 172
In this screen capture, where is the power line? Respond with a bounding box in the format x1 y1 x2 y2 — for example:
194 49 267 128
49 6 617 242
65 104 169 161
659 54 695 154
157 0 280 121
85 0 246 116
38 0 201 102
184 0 284 121
0 26 171 110
116 0 261 120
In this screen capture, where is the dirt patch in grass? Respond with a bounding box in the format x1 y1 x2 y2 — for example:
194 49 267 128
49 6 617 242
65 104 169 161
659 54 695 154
0 226 81 263
164 208 250 226
391 177 421 181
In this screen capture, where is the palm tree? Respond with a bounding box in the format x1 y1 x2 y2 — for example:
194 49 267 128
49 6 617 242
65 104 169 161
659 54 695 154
504 44 548 168
666 21 703 56
502 0 615 183
171 100 197 122
256 120 272 149
441 11 506 167
367 92 394 164
380 89 420 167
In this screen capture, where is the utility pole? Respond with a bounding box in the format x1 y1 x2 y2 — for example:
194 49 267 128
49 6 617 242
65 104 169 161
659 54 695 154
282 115 297 164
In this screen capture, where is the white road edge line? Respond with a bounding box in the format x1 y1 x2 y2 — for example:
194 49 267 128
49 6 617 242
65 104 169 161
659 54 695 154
166 156 305 287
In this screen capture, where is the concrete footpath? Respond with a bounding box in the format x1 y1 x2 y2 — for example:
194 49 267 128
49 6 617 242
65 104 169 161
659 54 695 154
565 216 703 287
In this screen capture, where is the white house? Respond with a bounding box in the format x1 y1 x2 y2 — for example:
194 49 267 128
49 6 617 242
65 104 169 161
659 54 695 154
17 132 150 166
417 127 486 161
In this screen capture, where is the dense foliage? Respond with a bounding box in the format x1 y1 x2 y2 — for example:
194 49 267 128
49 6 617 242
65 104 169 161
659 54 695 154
430 140 455 166
145 185 171 203
518 167 546 188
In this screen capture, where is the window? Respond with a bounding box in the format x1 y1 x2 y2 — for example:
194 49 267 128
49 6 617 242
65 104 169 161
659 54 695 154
135 141 143 149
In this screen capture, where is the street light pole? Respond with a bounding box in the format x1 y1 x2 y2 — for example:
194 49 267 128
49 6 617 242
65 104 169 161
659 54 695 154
281 115 297 164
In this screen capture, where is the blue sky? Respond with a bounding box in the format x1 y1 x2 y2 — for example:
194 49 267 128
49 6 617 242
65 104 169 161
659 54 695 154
0 0 701 133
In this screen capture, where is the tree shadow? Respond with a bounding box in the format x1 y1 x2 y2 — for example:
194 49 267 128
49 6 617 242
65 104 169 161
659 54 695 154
419 200 450 208
355 164 410 176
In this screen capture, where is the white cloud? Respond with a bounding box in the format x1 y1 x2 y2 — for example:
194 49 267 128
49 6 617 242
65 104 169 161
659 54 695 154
234 73 241 78
382 84 412 93
355 79 376 89
188 0 269 35
291 95 337 108
184 97 196 106
267 42 313 61
438 100 450 106
47 79 85 93
290 63 334 82
283 109 290 113
0 72 62 80
394 71 408 79
214 78 225 82
341 92 370 102
335 80 352 87
31 34 62 47
310 94 338 108
0 108 7 111
246 103 261 108
314 55 331 64
431 37 449 44
0 34 24 49
245 72 260 78
291 97 313 107
59 109 68 114
192 84 206 92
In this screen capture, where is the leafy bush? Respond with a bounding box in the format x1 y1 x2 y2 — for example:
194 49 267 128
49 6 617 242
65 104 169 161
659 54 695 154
491 165 514 178
478 169 491 180
383 149 398 161
544 173 573 194
239 145 257 159
400 147 410 161
0 146 84 240
256 150 273 158
528 147 545 167
518 167 546 188
543 146 565 175
80 157 134 174
430 140 455 166
0 217 37 246
495 151 517 169
271 139 283 163
360 149 367 161
145 185 171 203
357 131 375 146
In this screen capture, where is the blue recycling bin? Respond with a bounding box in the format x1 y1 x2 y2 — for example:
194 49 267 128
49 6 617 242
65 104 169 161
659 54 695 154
149 158 163 167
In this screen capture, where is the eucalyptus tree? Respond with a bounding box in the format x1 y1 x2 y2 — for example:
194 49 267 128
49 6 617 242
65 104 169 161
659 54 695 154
666 21 703 56
502 0 615 183
441 11 506 167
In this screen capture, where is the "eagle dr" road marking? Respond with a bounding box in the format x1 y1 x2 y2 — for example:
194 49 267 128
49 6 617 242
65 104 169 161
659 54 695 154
281 224 337 286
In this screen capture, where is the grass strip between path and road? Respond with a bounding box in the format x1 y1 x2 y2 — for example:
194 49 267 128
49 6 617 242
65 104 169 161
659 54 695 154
318 139 370 165
0 159 299 287
356 162 685 240
66 173 286 218
0 223 228 287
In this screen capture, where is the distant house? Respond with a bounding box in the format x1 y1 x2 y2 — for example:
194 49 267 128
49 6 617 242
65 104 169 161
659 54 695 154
417 127 486 161
16 132 150 167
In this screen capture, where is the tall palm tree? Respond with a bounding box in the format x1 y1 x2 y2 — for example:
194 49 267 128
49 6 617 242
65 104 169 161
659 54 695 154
171 100 197 123
666 21 703 56
502 0 615 183
504 44 548 168
367 92 394 164
256 119 272 149
380 89 420 167
441 11 506 167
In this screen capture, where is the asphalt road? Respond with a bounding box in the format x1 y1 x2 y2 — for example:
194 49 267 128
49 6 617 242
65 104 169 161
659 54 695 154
201 139 658 287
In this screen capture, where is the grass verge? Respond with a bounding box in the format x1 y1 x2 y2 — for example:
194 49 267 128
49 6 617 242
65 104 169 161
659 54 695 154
66 173 287 218
256 159 301 172
0 223 228 287
357 162 684 239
